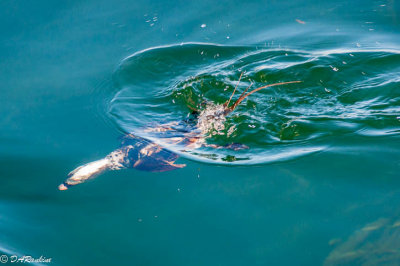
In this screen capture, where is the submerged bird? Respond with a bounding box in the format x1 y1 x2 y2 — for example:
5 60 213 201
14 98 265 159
58 74 300 190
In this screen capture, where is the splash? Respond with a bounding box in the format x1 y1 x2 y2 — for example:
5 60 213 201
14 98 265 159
196 103 228 136
108 43 400 164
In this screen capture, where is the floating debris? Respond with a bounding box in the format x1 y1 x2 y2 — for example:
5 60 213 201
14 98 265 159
330 65 339 72
296 19 306 24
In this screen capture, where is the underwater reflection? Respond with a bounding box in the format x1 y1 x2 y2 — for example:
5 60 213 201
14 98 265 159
325 216 400 265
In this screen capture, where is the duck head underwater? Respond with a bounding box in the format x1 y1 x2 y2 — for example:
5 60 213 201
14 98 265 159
59 74 301 190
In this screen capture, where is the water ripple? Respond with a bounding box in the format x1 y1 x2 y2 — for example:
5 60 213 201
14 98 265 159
108 43 400 164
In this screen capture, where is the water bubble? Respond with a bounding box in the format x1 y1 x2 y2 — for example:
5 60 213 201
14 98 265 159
201 24 206 28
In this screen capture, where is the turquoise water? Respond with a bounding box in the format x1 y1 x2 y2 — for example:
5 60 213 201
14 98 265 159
1 0 400 265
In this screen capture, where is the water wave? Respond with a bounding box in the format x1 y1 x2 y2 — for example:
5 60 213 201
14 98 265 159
108 43 400 164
